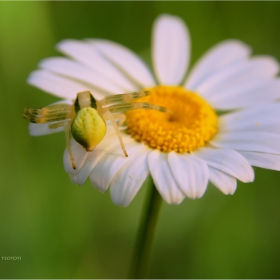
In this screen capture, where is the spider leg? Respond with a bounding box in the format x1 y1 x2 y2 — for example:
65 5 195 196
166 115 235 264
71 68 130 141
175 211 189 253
103 111 128 157
64 121 76 169
99 91 149 106
106 102 170 114
112 113 126 127
23 103 73 124
48 121 66 129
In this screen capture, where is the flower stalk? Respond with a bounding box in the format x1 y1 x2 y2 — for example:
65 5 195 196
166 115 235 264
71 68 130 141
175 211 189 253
129 182 162 278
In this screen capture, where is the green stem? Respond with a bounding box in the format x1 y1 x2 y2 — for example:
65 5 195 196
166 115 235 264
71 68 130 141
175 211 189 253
129 184 162 278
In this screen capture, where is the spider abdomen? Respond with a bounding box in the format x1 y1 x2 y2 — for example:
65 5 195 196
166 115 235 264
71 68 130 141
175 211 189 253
71 107 106 151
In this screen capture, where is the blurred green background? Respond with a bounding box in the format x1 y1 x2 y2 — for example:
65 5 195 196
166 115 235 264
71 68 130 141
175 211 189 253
0 1 280 278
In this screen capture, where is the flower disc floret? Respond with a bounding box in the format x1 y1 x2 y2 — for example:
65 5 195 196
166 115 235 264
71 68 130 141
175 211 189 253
126 86 218 153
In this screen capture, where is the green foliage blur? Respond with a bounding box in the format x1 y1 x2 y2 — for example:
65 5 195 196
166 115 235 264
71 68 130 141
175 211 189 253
0 2 280 278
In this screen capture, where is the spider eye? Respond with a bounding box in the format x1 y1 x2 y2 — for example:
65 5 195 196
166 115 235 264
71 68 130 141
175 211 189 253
74 91 97 112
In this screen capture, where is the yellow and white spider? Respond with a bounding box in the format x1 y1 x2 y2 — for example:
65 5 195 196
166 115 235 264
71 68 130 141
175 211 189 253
23 90 168 169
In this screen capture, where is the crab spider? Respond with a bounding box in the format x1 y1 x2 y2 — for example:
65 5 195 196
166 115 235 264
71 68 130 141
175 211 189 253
23 90 168 169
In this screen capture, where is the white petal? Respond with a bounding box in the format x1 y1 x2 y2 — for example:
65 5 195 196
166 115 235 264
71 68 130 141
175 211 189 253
208 166 237 195
148 150 185 204
219 102 280 133
186 40 251 90
40 57 128 96
211 132 280 155
28 99 73 136
89 138 144 193
193 57 279 97
57 39 140 92
56 39 100 67
87 39 156 88
220 116 280 134
152 14 190 85
29 122 63 136
193 147 254 182
28 70 96 100
202 79 280 110
110 147 150 206
167 152 208 199
69 150 105 186
238 151 280 171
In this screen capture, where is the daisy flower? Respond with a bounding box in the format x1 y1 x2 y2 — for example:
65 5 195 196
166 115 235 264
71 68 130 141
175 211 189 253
27 14 280 206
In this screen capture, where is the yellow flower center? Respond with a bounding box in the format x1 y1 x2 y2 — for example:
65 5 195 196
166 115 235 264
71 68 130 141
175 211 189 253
125 86 218 153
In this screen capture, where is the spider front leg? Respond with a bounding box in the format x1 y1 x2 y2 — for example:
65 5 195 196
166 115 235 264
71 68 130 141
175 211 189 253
106 101 169 114
97 90 170 115
99 91 149 106
23 103 74 124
